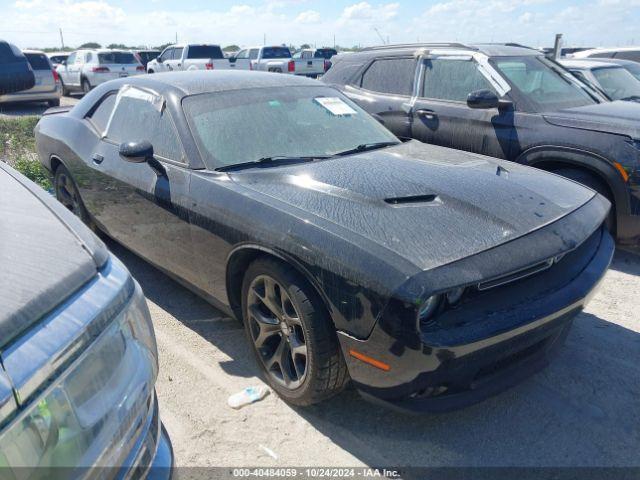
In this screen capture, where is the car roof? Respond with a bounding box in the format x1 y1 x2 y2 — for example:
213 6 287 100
101 70 323 97
560 58 622 70
21 50 46 55
573 46 640 57
343 42 541 59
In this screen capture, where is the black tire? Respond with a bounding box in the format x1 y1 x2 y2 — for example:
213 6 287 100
60 78 69 96
241 257 348 406
81 78 92 94
554 167 615 232
48 98 60 107
53 164 94 229
148 69 154 74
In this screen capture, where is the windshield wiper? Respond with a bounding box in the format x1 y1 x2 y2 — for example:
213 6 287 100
215 155 331 172
333 141 400 157
620 95 640 102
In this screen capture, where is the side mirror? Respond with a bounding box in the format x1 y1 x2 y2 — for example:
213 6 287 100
119 141 153 163
61 60 67 66
467 89 500 109
155 57 161 62
119 141 166 176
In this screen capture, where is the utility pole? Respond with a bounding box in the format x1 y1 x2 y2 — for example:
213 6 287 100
263 33 266 45
59 28 65 50
333 34 336 48
175 32 178 44
373 27 386 45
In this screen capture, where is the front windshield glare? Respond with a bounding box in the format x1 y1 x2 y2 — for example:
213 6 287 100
592 67 640 100
492 56 597 111
183 86 399 168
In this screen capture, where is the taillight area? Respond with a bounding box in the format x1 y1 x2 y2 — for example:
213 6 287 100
324 60 330 72
205 63 214 70
287 60 295 72
91 67 110 73
51 68 60 83
136 66 145 72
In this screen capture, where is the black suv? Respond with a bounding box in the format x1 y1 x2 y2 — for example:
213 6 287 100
323 43 640 245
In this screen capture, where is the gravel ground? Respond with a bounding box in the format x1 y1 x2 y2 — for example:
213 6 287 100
104 240 640 472
0 94 79 118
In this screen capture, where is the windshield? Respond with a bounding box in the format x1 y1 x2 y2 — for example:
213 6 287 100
187 45 224 59
592 67 640 100
183 86 398 168
262 47 291 59
98 52 137 64
620 63 640 81
491 56 598 111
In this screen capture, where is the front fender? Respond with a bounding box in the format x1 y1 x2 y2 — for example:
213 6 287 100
517 145 631 217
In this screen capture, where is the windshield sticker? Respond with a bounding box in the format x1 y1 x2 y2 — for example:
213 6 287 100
314 97 357 116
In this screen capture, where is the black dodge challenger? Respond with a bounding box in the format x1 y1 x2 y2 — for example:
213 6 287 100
35 71 614 412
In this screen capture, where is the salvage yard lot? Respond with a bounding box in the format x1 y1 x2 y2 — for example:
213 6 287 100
1 106 639 471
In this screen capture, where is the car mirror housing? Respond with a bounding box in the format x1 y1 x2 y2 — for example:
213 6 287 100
467 89 500 109
119 141 154 163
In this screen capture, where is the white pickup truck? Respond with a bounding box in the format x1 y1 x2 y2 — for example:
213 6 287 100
228 46 326 77
146 44 229 73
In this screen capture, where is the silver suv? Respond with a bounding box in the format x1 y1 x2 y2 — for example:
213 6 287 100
58 49 144 95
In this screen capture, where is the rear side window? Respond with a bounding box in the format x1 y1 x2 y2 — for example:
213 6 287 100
87 94 117 134
25 53 50 70
106 93 184 162
0 43 19 63
422 59 495 102
262 47 291 59
361 58 416 96
315 49 337 59
590 52 615 59
98 52 137 64
322 59 362 85
249 49 259 60
187 45 224 59
614 50 640 62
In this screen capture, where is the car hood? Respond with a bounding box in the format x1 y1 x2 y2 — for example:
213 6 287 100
231 141 596 271
543 100 640 138
0 164 109 348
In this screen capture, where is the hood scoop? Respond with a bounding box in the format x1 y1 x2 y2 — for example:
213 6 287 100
384 194 439 206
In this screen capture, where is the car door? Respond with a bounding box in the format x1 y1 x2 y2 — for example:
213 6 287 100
79 87 199 285
344 56 417 138
60 51 78 87
411 56 516 159
165 47 183 71
155 48 172 72
231 49 250 70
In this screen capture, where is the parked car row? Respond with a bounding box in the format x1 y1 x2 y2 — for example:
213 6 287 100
322 43 640 245
0 46 61 106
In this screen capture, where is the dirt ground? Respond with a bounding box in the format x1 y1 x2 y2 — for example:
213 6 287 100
104 240 640 472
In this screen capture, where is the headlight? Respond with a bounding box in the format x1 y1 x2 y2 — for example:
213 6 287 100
446 287 465 305
416 294 441 327
0 284 157 475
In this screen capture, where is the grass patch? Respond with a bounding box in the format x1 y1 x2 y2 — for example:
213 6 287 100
0 116 52 190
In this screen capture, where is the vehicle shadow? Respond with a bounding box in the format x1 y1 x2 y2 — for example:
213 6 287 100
109 241 640 469
611 248 640 275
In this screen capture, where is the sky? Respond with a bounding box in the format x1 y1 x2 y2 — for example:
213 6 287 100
1 0 639 50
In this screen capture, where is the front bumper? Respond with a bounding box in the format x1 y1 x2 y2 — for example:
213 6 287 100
338 227 614 413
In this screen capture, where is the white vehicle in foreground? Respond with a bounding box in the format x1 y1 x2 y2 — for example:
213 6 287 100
146 44 229 73
57 49 145 94
229 46 326 77
572 46 640 63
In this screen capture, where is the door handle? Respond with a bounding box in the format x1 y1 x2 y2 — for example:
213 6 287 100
177 63 181 67
416 109 437 120
92 153 104 165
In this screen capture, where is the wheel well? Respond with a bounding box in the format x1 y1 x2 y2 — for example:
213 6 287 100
226 247 330 323
533 160 615 202
50 156 62 175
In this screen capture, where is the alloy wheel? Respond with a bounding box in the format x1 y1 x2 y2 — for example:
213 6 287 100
247 275 308 389
55 172 81 215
